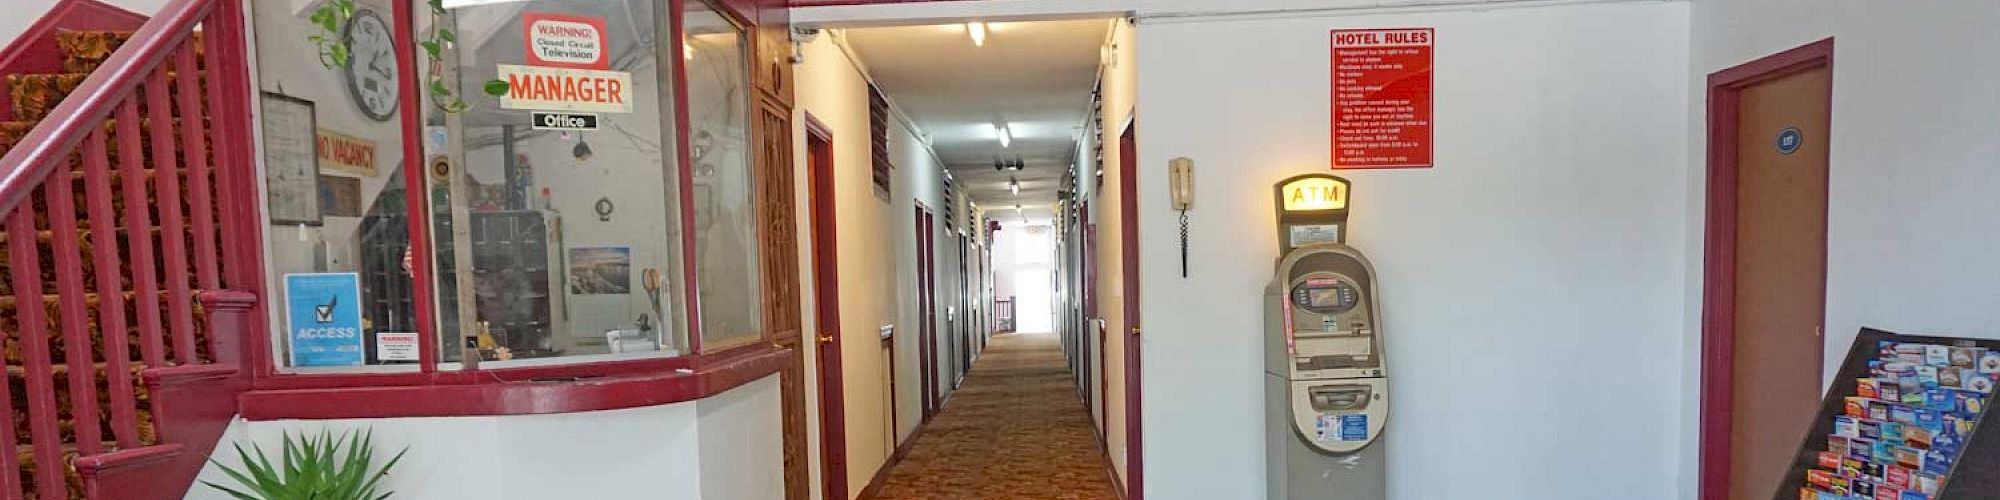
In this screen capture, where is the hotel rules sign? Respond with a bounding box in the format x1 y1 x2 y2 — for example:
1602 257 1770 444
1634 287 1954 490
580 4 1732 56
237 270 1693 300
1331 28 1434 169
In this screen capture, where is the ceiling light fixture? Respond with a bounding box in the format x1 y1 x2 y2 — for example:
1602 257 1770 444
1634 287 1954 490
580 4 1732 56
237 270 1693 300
1009 177 1020 196
995 123 1012 148
967 22 987 47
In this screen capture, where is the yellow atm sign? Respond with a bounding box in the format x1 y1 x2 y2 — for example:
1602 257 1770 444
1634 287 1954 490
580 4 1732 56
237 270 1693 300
1280 176 1349 212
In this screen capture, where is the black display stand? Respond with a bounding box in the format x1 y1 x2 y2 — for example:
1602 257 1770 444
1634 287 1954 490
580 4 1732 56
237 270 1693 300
1771 327 2000 500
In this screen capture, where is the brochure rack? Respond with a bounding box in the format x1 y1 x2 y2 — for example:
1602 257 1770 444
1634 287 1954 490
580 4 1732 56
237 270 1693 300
1773 328 2000 500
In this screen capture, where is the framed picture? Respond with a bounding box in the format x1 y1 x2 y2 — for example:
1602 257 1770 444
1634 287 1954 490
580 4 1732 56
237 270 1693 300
260 92 323 225
318 174 363 217
568 245 633 295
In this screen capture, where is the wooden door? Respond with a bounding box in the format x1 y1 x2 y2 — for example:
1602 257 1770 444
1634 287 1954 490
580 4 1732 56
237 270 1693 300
1118 122 1144 500
1701 40 1832 500
804 116 847 500
915 207 940 417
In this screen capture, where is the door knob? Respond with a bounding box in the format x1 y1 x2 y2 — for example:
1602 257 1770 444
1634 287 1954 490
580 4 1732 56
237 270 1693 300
818 333 835 343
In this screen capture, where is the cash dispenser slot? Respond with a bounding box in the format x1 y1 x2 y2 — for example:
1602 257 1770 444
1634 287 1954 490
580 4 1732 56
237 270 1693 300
1308 385 1371 412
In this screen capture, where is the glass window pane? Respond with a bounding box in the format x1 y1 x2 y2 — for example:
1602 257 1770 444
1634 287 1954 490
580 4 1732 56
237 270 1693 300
252 1 417 372
685 2 763 349
420 0 689 366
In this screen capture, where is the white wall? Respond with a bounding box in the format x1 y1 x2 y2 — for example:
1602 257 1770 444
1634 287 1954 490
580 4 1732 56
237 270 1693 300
1683 3 2000 499
1135 2 1690 499
699 377 787 500
0 0 172 45
190 376 784 500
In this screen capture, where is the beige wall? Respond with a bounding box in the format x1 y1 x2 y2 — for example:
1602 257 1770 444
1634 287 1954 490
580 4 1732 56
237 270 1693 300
1093 17 1138 486
794 33 895 499
792 29 959 500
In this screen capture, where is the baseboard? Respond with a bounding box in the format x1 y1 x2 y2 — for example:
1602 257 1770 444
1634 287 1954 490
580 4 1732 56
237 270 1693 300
854 416 932 499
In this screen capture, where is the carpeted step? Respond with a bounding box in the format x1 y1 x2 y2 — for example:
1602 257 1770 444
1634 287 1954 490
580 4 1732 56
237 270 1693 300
55 31 135 75
54 31 199 75
6 72 204 124
0 290 210 366
8 363 159 449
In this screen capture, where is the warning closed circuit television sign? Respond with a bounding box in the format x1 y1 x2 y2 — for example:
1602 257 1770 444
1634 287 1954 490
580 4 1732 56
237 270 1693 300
1331 28 1434 169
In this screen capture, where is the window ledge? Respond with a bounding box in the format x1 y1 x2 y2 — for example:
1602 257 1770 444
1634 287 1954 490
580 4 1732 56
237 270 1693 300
238 345 793 420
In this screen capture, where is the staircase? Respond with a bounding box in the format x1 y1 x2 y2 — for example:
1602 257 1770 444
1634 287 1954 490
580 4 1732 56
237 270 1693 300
0 0 259 498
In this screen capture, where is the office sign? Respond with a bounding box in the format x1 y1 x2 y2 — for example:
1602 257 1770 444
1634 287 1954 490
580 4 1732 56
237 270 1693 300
1331 28 1434 169
532 111 600 131
498 64 633 114
284 273 365 367
522 12 610 70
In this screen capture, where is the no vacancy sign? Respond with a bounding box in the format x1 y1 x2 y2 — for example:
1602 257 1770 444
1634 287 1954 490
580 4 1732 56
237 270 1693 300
1331 28 1434 169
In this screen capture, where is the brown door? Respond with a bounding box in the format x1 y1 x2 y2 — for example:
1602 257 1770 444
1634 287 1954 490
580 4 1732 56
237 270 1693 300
1118 122 1144 500
1702 41 1832 500
915 207 939 418
805 117 847 500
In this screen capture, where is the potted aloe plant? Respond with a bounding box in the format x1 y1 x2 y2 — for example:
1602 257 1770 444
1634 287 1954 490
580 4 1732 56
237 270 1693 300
203 429 408 500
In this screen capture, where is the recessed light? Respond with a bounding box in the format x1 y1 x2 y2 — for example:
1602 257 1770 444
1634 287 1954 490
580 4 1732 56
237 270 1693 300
967 22 987 47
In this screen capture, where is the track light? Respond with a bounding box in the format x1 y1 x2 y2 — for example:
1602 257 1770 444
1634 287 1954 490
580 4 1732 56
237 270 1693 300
967 22 987 47
1009 177 1020 196
995 123 1011 148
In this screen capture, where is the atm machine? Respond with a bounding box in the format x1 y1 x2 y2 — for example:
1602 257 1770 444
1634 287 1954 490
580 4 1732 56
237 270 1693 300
1265 174 1388 500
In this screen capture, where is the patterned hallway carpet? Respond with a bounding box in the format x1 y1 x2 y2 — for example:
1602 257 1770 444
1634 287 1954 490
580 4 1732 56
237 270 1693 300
861 332 1121 500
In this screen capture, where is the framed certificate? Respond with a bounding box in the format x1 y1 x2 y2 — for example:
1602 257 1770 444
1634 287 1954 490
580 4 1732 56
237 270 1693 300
260 92 322 225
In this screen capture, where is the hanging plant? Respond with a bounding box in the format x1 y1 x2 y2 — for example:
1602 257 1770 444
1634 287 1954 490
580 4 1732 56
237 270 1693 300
422 0 513 113
311 0 508 114
307 0 357 69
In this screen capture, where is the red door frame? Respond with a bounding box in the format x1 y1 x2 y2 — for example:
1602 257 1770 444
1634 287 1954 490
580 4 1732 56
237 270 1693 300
804 113 848 500
1117 121 1144 500
1697 37 1834 500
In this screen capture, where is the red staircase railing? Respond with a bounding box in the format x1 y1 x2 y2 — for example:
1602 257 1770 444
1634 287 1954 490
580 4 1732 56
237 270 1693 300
0 0 257 497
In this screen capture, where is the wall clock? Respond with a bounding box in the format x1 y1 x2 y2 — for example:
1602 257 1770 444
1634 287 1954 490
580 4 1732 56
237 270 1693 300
343 9 399 122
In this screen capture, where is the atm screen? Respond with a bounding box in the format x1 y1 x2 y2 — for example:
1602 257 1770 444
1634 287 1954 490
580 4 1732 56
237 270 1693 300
1292 278 1360 314
1308 289 1343 308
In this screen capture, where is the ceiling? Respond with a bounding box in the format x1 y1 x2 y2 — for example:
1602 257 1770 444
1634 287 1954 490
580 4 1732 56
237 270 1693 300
840 19 1110 222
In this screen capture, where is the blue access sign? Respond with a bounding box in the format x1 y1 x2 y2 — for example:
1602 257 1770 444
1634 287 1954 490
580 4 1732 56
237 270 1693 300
284 273 366 367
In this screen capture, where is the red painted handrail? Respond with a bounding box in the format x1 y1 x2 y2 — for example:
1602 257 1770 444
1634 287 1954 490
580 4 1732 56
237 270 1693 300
0 0 214 213
0 0 255 497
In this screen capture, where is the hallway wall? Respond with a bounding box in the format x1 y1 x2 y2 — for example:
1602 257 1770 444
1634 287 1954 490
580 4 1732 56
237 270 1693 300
792 29 963 499
794 33 899 499
1683 2 2000 499
1093 16 1138 487
1133 2 1690 499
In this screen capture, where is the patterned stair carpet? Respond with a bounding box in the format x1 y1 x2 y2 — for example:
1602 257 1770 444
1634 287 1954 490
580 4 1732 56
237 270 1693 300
863 332 1120 500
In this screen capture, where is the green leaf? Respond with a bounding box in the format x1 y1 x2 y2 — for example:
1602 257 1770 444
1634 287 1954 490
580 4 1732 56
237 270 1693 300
429 78 452 97
439 29 456 43
330 44 350 67
420 40 441 59
482 79 510 97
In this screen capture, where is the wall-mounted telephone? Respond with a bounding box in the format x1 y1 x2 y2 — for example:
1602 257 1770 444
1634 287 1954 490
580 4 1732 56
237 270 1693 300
1169 157 1194 210
1169 158 1194 277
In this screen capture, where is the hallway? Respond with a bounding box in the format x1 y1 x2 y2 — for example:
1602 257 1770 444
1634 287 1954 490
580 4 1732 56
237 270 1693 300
862 332 1120 500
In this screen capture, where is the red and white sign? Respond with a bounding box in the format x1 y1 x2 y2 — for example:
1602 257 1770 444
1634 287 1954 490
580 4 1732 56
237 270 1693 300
1331 28 1433 169
376 332 418 361
498 64 633 114
523 12 609 70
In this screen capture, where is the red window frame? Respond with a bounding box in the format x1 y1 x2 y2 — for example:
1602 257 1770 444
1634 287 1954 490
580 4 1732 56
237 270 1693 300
240 0 787 420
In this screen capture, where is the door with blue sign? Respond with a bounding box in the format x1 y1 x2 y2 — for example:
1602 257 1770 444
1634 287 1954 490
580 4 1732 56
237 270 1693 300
284 273 366 367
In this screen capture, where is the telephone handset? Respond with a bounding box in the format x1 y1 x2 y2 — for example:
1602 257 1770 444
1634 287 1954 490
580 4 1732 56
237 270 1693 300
1169 158 1194 277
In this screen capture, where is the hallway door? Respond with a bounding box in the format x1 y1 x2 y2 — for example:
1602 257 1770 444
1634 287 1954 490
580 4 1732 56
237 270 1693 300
1701 40 1832 500
805 116 847 500
916 206 940 418
1118 122 1144 500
